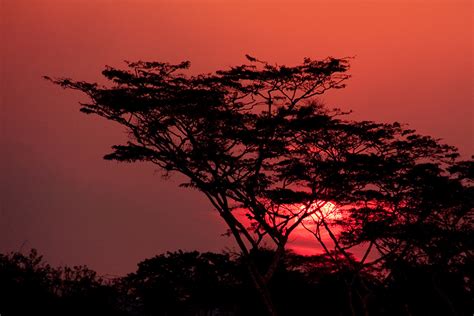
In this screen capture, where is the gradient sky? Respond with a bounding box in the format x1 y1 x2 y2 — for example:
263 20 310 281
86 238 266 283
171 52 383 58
1 0 472 275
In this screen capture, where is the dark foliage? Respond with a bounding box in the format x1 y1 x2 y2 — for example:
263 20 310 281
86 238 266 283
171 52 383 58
0 250 125 316
1 249 472 316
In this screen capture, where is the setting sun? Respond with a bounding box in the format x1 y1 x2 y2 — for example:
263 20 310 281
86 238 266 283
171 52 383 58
296 201 338 225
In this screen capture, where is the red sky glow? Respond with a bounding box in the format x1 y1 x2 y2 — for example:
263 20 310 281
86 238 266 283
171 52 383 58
1 0 472 275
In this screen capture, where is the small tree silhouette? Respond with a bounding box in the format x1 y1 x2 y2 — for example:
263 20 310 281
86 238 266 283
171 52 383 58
0 250 123 316
46 56 471 315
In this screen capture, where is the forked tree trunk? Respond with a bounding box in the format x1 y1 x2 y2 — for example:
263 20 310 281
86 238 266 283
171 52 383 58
246 262 279 316
213 203 281 315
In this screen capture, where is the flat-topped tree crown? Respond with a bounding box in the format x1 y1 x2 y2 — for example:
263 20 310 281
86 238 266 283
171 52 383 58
46 56 458 247
46 56 357 246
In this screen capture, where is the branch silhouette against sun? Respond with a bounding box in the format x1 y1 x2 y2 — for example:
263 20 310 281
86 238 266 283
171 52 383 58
45 55 472 316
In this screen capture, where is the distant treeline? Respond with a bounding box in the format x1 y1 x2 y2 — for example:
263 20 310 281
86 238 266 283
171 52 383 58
0 248 472 316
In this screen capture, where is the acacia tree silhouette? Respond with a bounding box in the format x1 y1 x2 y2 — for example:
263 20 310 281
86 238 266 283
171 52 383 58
46 56 469 315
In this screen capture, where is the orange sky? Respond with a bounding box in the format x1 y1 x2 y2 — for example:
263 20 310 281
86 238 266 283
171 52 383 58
1 0 472 275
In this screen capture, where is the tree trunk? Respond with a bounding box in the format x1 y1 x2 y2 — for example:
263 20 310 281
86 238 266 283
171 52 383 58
246 259 279 316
